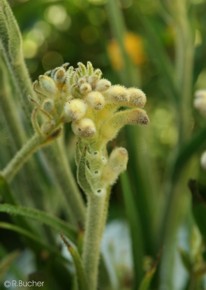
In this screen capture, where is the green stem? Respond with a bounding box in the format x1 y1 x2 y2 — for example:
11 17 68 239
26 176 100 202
1 133 45 182
82 192 109 290
0 56 27 148
174 2 194 143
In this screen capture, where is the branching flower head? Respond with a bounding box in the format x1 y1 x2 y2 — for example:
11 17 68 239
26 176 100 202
32 62 149 196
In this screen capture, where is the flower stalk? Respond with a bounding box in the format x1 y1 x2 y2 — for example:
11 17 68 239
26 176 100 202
82 193 109 290
1 133 45 182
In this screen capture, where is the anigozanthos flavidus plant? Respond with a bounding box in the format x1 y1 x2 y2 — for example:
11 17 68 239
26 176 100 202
2 61 149 290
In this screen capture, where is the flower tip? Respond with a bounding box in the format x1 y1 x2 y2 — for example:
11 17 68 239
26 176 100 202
64 99 87 121
72 118 96 138
127 88 147 108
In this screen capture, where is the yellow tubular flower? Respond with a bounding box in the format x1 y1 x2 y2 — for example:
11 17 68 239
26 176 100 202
32 61 149 195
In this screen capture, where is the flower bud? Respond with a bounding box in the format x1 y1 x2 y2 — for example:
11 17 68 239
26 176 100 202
53 67 66 84
95 79 111 92
79 83 92 94
78 77 87 86
100 108 149 143
72 118 96 138
86 91 105 110
64 99 87 121
104 85 128 103
42 99 54 113
127 88 147 108
102 147 128 185
38 75 57 96
88 75 100 87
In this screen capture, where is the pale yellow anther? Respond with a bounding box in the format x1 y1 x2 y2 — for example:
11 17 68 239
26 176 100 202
64 99 87 121
72 118 96 138
95 79 111 92
86 91 105 110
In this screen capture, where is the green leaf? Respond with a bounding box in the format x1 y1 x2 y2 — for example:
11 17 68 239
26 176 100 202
61 235 88 290
179 248 193 272
189 179 206 240
0 204 77 242
0 0 34 120
0 222 67 261
0 0 23 64
121 172 144 286
192 203 206 240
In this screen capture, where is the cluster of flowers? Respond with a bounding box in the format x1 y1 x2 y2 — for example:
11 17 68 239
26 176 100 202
32 62 149 195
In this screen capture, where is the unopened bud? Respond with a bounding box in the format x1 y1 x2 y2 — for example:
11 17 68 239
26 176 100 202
127 88 147 108
102 147 128 185
88 75 100 87
64 99 87 121
78 77 87 86
109 147 128 172
101 108 149 143
79 83 92 94
104 85 128 103
39 75 57 95
53 67 66 84
72 118 96 138
86 91 105 110
95 79 111 92
42 99 54 112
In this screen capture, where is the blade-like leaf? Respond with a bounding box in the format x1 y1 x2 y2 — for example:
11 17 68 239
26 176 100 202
0 222 67 262
61 235 88 290
0 204 76 241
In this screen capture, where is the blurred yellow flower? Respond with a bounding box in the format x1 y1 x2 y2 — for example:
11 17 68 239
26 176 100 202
107 32 145 70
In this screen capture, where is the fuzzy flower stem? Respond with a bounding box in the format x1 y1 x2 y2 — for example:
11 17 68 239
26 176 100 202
82 191 110 290
1 133 45 182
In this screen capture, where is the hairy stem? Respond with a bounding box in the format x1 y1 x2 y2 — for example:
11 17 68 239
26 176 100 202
1 133 45 182
82 192 109 290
